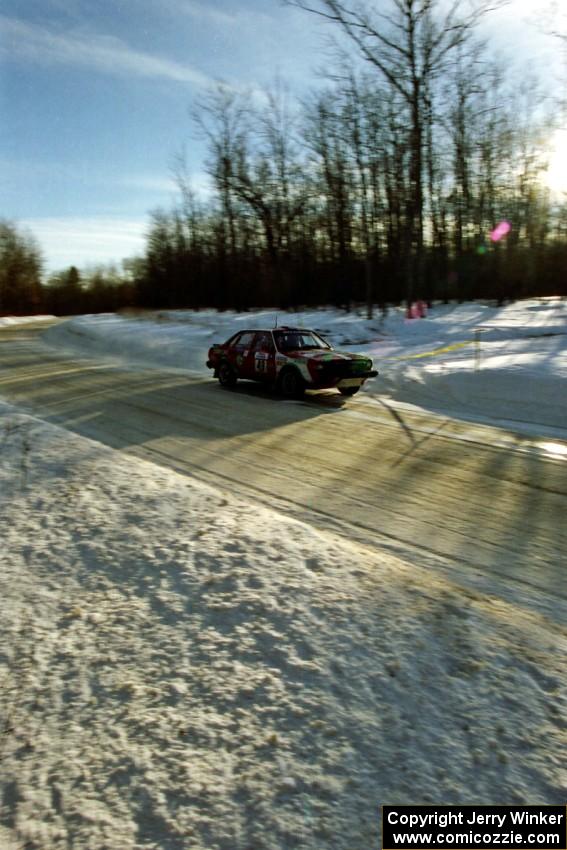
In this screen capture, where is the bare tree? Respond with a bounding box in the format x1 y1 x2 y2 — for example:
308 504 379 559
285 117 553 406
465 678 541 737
193 84 249 304
303 89 355 308
231 83 309 304
284 0 506 305
342 72 387 317
194 81 309 306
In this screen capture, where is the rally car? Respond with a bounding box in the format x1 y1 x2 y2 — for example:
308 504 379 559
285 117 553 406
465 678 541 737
206 327 378 398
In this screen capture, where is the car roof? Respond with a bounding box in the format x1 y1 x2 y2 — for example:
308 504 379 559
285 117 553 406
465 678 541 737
233 327 316 334
275 326 312 332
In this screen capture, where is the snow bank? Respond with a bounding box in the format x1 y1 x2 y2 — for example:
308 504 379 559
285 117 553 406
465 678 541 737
0 315 55 327
374 301 567 432
42 299 567 434
0 403 565 850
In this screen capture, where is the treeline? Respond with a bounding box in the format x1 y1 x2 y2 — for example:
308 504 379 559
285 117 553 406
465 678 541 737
139 73 567 315
43 262 139 315
0 219 141 316
3 0 567 317
139 21 567 316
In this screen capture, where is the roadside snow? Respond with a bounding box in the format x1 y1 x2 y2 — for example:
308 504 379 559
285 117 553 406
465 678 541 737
42 298 567 435
1 402 566 850
0 315 55 327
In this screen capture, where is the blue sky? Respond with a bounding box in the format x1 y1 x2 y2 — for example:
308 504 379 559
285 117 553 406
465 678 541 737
1 0 564 274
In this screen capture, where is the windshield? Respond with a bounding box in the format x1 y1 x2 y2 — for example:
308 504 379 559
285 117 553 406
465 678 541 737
274 330 331 352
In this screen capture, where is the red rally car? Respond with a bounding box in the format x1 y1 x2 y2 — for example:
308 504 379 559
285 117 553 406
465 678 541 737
206 326 378 398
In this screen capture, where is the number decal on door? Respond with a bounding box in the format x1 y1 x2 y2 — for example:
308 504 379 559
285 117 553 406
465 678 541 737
255 352 269 372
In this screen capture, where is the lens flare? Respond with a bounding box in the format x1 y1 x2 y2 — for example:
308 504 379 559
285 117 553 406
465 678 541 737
490 220 511 242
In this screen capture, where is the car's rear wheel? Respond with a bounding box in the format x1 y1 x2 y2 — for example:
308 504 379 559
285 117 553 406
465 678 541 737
218 361 237 388
278 368 305 399
338 386 360 396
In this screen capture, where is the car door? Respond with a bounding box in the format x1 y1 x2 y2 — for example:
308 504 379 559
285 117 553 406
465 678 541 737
249 332 277 382
228 331 256 377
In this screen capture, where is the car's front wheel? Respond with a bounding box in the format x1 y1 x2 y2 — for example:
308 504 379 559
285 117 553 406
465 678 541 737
218 361 237 388
338 386 360 396
278 368 305 399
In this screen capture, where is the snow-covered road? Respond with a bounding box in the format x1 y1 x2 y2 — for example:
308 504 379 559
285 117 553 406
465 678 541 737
1 321 566 624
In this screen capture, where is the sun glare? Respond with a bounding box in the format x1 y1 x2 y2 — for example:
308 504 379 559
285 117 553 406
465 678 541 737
544 129 567 196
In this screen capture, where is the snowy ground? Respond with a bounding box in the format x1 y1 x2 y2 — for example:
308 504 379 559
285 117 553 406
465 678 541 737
1 401 566 850
1 302 566 848
41 298 567 437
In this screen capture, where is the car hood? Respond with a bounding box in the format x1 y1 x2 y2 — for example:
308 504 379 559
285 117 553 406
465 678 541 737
282 349 369 362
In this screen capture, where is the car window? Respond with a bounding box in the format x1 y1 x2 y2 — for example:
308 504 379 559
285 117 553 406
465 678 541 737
274 331 330 352
275 333 300 352
233 332 255 348
253 332 274 352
